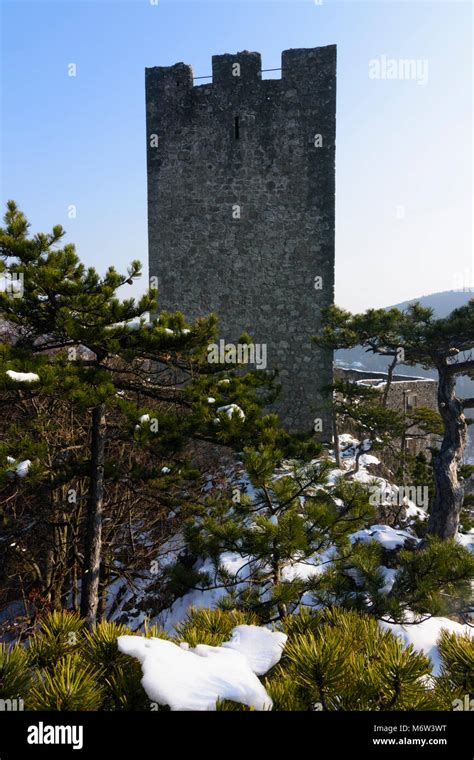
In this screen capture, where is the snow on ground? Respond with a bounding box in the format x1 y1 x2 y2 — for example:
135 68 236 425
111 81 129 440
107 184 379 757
339 436 374 460
380 616 473 676
405 502 428 521
6 370 39 383
109 431 472 674
350 524 418 550
457 531 474 553
359 453 380 467
118 624 286 710
378 566 398 594
158 553 251 632
281 547 336 584
107 532 188 629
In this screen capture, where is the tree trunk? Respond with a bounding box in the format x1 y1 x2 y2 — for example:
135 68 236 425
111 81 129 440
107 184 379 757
398 433 406 482
98 561 109 621
333 409 341 468
427 366 467 539
272 545 287 620
382 354 398 408
80 404 106 629
345 444 363 477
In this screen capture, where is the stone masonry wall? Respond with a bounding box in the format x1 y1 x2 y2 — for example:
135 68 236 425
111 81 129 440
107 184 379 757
335 368 440 456
146 47 336 434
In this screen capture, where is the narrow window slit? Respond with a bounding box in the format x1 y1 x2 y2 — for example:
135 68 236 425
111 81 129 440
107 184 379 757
234 116 240 140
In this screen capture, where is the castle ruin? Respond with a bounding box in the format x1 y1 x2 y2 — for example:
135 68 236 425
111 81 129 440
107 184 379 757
146 46 336 433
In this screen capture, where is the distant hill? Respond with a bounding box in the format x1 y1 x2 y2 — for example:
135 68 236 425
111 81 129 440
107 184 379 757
389 289 474 319
336 289 474 383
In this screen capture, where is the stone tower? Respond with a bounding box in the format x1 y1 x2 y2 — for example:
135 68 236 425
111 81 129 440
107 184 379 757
146 46 336 434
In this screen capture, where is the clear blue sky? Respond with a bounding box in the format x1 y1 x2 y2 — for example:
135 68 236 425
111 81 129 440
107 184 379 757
1 0 472 311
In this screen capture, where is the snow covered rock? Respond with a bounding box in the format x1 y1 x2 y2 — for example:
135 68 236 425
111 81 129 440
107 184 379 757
350 524 418 550
117 624 286 710
221 625 287 676
6 370 39 383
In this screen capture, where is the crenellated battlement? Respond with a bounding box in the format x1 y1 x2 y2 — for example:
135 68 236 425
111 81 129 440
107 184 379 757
212 51 262 85
146 45 336 98
281 45 336 83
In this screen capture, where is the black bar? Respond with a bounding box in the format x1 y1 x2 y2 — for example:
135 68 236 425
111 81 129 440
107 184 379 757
0 711 471 758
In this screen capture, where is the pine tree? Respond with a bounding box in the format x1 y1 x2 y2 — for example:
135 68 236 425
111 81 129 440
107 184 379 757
174 439 376 622
316 301 474 538
332 379 405 473
0 201 282 627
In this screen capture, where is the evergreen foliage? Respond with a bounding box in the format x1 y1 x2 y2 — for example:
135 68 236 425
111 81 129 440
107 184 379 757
2 607 470 711
0 202 472 713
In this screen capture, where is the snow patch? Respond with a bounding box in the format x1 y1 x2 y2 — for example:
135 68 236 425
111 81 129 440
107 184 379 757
6 370 39 383
15 460 31 478
221 625 287 676
117 624 286 710
380 616 473 676
350 524 417 550
6 459 32 478
457 532 474 553
378 566 398 594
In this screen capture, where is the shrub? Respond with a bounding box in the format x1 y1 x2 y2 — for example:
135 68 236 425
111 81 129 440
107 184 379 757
27 654 102 711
